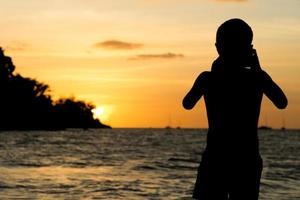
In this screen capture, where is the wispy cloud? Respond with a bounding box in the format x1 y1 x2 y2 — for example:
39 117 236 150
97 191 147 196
130 52 184 60
4 42 29 51
213 0 246 2
94 40 143 50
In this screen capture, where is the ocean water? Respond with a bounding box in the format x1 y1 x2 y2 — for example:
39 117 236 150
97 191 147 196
0 128 299 200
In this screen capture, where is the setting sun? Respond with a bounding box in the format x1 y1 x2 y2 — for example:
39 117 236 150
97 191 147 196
92 105 114 124
92 107 104 119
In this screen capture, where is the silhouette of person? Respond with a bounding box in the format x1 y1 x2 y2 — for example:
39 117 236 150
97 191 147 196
183 19 288 200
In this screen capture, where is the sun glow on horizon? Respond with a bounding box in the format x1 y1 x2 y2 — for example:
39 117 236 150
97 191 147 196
92 105 114 125
1 0 299 128
92 107 104 119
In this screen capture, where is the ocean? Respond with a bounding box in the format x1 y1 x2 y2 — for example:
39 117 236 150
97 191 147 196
0 129 299 200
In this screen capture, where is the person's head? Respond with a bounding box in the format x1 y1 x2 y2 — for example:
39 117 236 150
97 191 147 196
215 19 253 62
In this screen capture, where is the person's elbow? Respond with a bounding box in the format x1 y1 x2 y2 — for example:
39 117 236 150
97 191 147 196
182 98 194 110
183 102 193 110
277 97 288 109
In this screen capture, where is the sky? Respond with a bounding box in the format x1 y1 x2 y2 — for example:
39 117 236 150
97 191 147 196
0 0 299 128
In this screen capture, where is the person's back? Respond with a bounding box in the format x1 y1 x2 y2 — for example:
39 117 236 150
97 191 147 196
204 69 262 154
183 19 288 200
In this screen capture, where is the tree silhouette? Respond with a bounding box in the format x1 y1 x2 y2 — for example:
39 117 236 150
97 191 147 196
0 47 110 130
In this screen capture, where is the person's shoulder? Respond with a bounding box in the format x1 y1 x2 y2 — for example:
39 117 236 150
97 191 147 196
195 71 211 82
200 71 211 76
198 71 211 78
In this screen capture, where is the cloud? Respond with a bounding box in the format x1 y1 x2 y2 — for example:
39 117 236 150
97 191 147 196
213 0 246 2
4 42 29 51
130 52 184 60
94 40 143 50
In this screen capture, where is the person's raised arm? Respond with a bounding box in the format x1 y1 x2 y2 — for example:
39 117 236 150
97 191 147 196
182 72 209 110
262 71 288 109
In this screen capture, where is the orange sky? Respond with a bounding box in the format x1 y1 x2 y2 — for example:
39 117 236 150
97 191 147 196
0 0 299 128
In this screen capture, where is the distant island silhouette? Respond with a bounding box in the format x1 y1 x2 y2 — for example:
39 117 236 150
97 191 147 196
0 47 110 130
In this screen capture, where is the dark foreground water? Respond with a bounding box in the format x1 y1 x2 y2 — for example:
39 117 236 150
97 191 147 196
0 129 299 200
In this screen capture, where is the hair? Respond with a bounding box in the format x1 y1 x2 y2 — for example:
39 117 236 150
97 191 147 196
216 18 253 47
